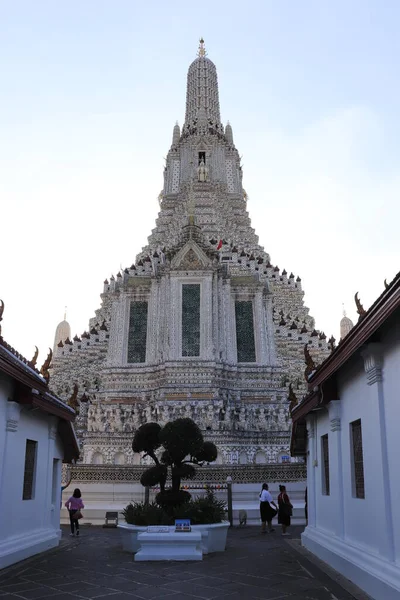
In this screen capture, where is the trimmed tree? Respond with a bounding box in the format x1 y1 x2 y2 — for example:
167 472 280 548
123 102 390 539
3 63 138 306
132 418 218 511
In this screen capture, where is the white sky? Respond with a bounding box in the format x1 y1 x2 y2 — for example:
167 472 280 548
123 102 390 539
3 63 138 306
1 1 399 364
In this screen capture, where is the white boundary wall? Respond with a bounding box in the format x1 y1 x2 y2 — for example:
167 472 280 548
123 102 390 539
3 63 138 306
61 481 306 527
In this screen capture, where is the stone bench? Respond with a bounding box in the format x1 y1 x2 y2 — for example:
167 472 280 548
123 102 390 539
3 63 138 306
134 531 202 561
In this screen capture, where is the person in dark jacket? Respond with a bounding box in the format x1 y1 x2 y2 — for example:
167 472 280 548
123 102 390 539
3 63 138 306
278 484 292 536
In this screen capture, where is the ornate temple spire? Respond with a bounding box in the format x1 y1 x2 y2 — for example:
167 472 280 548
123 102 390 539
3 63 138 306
172 121 180 146
184 39 221 126
225 121 234 145
340 304 354 340
53 308 71 354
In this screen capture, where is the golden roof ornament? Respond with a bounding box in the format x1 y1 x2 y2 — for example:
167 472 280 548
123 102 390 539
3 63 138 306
198 38 206 57
68 383 79 413
354 292 366 318
29 346 39 368
40 348 53 383
304 343 316 381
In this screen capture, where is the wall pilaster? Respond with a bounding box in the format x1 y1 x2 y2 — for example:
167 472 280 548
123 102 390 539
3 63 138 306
327 400 345 539
305 414 317 529
254 290 268 365
361 343 394 561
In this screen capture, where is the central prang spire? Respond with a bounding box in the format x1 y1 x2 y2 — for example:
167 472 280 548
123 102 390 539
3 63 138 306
184 38 221 126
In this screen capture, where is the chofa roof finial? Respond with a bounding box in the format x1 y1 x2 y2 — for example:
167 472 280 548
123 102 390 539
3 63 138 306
198 38 206 58
354 292 366 318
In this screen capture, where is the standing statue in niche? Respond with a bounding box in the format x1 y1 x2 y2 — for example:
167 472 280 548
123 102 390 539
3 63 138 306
197 158 208 182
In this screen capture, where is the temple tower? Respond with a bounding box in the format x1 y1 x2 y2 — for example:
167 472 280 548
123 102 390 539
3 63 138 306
51 41 329 471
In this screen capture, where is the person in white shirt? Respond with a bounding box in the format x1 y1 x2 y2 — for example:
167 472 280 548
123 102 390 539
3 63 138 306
259 483 278 533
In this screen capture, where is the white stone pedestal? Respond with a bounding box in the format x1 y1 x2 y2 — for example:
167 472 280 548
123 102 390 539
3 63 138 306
134 531 202 561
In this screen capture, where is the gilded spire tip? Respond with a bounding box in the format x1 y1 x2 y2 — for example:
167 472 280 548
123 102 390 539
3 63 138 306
198 38 206 57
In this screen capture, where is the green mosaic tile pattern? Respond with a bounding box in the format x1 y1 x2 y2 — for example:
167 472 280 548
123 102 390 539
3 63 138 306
127 301 148 363
235 301 256 362
182 284 200 356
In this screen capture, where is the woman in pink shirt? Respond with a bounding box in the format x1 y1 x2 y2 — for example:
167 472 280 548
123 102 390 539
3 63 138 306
65 488 84 537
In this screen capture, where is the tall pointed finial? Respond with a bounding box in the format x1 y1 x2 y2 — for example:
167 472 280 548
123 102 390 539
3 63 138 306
64 306 67 321
198 38 206 57
342 303 346 318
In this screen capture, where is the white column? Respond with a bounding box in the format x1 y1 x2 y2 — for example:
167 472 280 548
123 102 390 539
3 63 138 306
223 280 236 363
169 277 180 360
45 417 58 530
361 343 394 561
212 272 219 362
202 276 213 360
0 401 21 540
107 297 126 365
305 414 317 529
264 295 277 366
254 289 268 365
327 400 345 539
146 280 159 364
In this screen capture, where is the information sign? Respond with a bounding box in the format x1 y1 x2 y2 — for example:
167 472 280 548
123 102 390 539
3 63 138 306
146 526 170 533
175 519 191 532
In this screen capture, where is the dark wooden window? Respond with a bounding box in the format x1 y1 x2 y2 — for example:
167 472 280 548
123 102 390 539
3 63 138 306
23 440 37 500
235 301 256 362
321 434 330 495
127 301 148 363
351 419 365 498
182 284 200 357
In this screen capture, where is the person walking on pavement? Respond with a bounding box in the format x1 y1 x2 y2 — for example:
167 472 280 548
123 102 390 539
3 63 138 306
259 483 278 533
65 488 84 537
278 484 293 536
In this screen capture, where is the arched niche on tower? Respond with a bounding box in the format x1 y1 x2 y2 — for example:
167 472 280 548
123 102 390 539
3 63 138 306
255 450 267 464
92 452 104 465
114 452 125 465
132 453 141 466
239 451 248 465
277 451 291 464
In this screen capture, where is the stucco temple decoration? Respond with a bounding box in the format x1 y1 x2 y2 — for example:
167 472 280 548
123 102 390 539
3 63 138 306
51 41 330 473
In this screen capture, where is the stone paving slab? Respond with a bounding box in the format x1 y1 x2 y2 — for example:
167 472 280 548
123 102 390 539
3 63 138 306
0 526 370 600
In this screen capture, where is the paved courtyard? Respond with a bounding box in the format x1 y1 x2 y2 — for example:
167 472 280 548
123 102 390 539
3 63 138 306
0 526 370 600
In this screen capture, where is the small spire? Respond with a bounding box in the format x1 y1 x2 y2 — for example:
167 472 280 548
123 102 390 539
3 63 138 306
198 38 206 57
64 306 67 321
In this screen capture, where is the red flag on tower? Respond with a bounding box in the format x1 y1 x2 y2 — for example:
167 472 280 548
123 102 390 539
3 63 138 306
217 240 223 250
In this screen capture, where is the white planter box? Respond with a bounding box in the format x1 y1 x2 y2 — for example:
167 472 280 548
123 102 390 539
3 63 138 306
135 531 202 562
118 521 229 555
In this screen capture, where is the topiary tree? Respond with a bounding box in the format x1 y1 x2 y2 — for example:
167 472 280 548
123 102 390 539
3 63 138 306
132 418 218 512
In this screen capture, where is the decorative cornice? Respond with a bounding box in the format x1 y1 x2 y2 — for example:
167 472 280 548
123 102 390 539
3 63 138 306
6 401 21 433
306 415 315 439
328 400 341 431
68 462 306 484
48 417 58 440
361 343 383 385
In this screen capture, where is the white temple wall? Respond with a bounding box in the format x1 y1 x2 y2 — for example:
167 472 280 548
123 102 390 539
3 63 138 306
383 325 400 563
302 316 400 600
0 389 64 569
